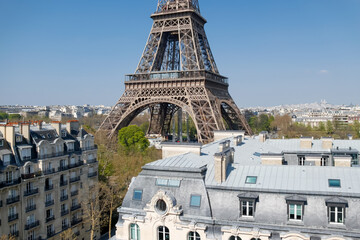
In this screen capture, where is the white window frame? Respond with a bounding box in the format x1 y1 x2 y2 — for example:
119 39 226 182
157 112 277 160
130 223 140 240
158 226 169 240
241 200 255 217
288 203 303 221
329 206 345 224
298 156 305 166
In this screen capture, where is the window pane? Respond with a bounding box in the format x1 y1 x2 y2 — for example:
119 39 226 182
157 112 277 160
156 179 168 186
190 195 201 207
328 179 341 188
245 176 257 184
168 179 181 187
133 190 143 201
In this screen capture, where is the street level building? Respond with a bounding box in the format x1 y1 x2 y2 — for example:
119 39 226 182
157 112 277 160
112 132 360 240
0 120 99 240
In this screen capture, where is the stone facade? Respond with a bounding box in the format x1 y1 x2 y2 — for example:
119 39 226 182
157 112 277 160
0 120 99 240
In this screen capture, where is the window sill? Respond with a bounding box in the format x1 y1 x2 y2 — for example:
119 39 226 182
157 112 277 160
238 216 255 222
287 220 304 226
327 223 346 230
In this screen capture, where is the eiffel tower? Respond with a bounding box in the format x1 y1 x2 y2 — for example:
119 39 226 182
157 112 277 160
99 0 252 143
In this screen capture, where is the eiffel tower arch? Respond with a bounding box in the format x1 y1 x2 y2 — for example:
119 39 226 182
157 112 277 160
99 0 253 143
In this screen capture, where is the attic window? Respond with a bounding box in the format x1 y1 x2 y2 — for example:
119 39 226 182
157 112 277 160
156 178 181 187
245 176 257 184
16 135 22 142
61 131 67 137
133 189 143 201
47 134 52 138
190 195 201 207
329 179 341 188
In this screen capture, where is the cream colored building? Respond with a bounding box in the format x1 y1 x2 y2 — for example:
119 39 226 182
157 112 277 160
0 120 99 240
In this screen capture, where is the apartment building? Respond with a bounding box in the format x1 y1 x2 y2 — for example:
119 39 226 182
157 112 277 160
111 132 360 240
0 120 99 240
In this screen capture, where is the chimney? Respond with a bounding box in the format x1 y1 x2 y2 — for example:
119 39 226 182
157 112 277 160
321 137 333 150
233 135 242 146
214 145 235 183
20 123 31 143
5 125 16 153
51 121 61 136
300 137 312 149
259 131 268 143
66 120 80 134
38 121 43 130
219 140 230 152
348 134 353 140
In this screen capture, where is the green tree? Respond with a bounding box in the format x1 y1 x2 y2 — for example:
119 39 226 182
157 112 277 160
353 120 360 138
118 125 150 153
326 120 334 134
0 111 9 120
318 122 326 132
8 114 21 121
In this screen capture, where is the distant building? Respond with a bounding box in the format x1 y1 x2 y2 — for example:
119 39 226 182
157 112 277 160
0 120 99 239
112 132 360 240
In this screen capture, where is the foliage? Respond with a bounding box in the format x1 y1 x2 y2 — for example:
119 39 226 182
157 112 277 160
0 111 8 120
118 125 150 153
326 120 334 134
0 235 16 240
353 121 360 138
248 114 274 134
8 114 21 120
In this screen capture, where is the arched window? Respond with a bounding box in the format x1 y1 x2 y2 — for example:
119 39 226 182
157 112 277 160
230 237 241 240
188 231 200 240
130 223 140 240
158 226 169 240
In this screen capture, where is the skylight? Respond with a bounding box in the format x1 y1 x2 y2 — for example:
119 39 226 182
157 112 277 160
133 190 143 201
245 176 257 184
190 195 201 207
329 179 341 188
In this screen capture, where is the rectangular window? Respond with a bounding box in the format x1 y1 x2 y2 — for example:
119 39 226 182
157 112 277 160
3 154 11 166
245 176 257 184
133 190 143 201
190 195 201 207
321 157 328 166
298 156 305 166
241 201 254 217
156 178 181 187
329 206 344 223
289 204 302 220
329 179 341 188
156 179 168 186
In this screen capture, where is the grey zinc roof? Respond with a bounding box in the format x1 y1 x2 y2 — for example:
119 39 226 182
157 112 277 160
145 136 360 196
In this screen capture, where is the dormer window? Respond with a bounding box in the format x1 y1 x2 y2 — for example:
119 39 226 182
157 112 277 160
3 154 11 166
40 134 46 139
66 142 74 152
16 135 22 143
61 130 67 138
21 147 32 160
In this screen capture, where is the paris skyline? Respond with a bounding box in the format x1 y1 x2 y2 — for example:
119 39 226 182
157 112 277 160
0 0 359 107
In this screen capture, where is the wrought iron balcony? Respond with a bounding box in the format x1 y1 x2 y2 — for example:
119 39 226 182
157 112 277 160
8 213 18 222
62 224 69 231
43 168 56 175
88 171 97 178
47 230 56 238
87 158 97 164
26 204 36 213
0 178 21 188
60 180 68 187
46 215 55 223
71 190 79 197
24 188 39 197
71 204 81 211
21 171 42 179
82 145 98 151
70 176 80 183
38 151 65 160
58 165 69 172
61 209 69 216
25 220 40 230
10 231 19 237
69 161 84 169
71 218 82 226
45 184 54 191
6 195 20 205
60 195 69 202
45 199 54 207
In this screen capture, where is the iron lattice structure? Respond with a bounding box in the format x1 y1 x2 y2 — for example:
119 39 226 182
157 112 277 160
99 0 252 143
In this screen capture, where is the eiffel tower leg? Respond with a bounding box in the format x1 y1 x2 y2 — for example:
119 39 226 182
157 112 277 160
220 99 253 135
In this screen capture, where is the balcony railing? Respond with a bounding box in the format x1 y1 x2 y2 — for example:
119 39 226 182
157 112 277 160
10 231 19 237
61 209 69 216
8 213 19 222
45 184 54 191
60 195 68 202
24 188 39 197
38 151 64 160
26 204 36 213
125 70 229 85
71 218 82 226
6 195 20 205
71 204 81 211
0 178 21 188
21 171 42 180
62 224 69 231
60 180 68 187
24 220 40 230
82 145 98 151
70 176 80 183
87 158 97 164
71 190 79 197
43 168 56 175
46 215 55 223
69 161 84 169
58 165 69 172
47 230 56 238
88 171 97 178
45 199 54 207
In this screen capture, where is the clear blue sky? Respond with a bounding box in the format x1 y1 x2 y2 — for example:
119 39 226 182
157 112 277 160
0 0 359 107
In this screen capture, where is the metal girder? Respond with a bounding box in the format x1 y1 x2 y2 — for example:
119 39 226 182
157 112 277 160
98 0 252 143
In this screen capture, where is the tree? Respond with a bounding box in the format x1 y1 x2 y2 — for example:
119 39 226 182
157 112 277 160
318 122 326 132
0 235 16 240
118 125 150 153
8 114 21 121
82 183 110 240
104 179 122 239
326 120 334 134
0 111 8 120
353 121 360 138
59 228 77 240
